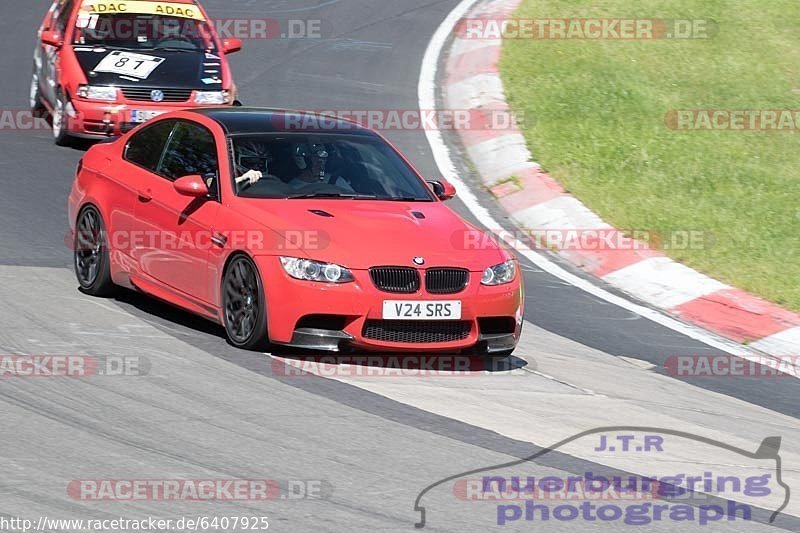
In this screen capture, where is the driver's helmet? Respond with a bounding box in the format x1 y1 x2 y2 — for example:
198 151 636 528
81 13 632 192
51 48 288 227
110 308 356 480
293 142 329 173
237 140 274 173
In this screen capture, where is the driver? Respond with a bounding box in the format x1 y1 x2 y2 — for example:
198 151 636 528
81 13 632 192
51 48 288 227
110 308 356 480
290 142 355 192
293 142 329 183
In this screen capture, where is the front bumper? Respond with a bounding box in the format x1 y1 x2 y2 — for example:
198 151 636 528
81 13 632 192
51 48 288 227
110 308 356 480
256 257 524 353
65 98 233 137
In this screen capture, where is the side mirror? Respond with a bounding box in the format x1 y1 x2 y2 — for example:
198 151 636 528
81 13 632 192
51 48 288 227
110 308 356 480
41 30 62 48
428 179 457 201
174 175 209 197
222 38 243 54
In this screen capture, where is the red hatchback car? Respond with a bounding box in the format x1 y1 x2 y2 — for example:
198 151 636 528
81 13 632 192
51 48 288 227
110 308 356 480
31 0 242 145
68 108 524 356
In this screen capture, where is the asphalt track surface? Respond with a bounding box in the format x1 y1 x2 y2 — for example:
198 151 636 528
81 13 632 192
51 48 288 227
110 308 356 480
1 1 799 532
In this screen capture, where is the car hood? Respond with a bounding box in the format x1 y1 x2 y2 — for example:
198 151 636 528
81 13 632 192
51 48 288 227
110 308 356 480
234 199 508 271
72 47 223 89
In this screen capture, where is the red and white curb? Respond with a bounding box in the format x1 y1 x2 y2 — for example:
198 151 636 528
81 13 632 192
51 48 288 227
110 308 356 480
441 0 800 355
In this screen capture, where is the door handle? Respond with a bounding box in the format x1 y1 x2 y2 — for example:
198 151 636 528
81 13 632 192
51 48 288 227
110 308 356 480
137 189 152 202
211 233 228 248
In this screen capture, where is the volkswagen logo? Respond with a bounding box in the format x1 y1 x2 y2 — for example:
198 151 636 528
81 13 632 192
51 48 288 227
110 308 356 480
412 257 425 266
150 90 165 102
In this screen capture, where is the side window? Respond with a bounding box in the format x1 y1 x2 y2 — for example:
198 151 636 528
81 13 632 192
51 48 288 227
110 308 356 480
124 120 177 172
159 122 219 182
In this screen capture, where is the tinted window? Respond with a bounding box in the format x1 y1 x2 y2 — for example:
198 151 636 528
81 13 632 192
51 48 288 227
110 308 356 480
73 15 217 51
124 120 176 172
231 134 434 201
159 122 218 181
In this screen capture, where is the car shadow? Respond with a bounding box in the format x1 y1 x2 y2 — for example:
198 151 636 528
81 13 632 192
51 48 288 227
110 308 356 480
102 286 226 337
102 287 527 374
272 351 528 374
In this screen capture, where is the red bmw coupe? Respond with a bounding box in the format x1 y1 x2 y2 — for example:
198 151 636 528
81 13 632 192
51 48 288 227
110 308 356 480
69 108 523 355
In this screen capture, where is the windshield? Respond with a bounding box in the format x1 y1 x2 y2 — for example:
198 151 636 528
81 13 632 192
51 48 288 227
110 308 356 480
231 134 436 201
73 13 216 52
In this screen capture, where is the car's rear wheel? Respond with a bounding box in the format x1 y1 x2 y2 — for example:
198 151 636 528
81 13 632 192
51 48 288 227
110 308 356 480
52 90 72 146
74 206 116 296
222 255 269 351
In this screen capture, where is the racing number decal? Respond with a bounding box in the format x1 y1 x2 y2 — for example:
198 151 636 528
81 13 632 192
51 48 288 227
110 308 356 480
94 51 165 79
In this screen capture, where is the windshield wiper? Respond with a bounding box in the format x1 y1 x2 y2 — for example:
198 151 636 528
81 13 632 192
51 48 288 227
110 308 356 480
80 44 129 50
375 196 431 202
286 193 378 200
148 46 198 53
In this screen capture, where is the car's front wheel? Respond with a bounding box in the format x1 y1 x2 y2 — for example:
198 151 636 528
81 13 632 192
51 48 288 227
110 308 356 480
52 90 72 146
222 255 269 351
74 206 116 296
29 68 45 115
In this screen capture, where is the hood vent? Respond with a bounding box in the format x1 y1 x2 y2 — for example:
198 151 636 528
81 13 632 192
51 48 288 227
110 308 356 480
411 211 426 219
309 209 334 218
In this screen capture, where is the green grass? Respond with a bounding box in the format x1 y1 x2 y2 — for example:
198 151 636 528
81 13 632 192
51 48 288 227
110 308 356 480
500 0 800 311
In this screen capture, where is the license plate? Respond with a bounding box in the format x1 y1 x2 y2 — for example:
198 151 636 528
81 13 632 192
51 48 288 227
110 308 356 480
130 109 165 123
382 301 462 320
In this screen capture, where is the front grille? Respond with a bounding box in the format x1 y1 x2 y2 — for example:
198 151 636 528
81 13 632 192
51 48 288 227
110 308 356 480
425 268 469 294
121 87 193 102
363 320 471 344
369 267 420 294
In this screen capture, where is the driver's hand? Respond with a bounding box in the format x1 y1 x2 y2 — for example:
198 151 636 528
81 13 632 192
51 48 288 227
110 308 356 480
237 170 263 186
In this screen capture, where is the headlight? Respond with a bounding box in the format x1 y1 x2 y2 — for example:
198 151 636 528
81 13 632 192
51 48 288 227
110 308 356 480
77 85 117 101
280 257 354 283
194 90 231 104
481 260 516 286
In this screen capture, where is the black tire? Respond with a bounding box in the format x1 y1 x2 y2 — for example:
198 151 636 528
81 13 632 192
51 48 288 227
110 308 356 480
52 89 72 147
222 254 269 351
74 206 116 297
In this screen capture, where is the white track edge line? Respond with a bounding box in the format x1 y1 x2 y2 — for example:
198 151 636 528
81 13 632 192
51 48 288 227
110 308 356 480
417 0 790 366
